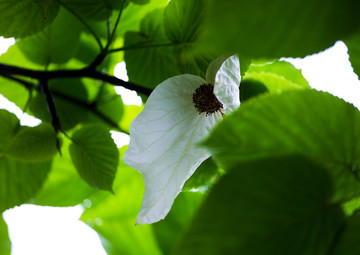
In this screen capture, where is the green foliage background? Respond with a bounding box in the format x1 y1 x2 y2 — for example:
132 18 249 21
0 0 360 254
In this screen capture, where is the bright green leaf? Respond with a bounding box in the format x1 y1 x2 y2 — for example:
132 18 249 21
17 7 83 65
4 123 58 162
175 155 345 255
0 215 11 255
124 8 180 89
0 156 51 212
0 0 60 38
69 125 119 192
201 0 360 58
203 90 360 202
244 60 310 91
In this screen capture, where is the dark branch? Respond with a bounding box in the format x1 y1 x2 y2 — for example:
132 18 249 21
0 63 152 96
39 79 61 132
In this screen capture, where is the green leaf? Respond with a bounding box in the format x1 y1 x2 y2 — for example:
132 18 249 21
0 156 51 212
153 191 204 254
116 0 168 37
203 90 360 202
124 8 180 89
183 157 220 191
164 0 214 77
331 214 360 255
240 79 269 102
81 148 162 255
346 30 360 79
244 60 310 91
69 125 119 192
17 7 83 65
130 0 149 5
0 216 11 255
60 0 117 21
0 0 60 38
0 110 18 152
201 0 360 58
33 138 97 207
175 155 345 255
87 85 124 128
4 123 58 162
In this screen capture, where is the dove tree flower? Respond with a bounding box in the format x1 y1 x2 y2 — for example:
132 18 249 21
124 55 241 224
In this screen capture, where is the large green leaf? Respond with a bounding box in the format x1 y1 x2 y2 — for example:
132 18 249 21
164 0 214 77
0 215 11 255
240 60 310 101
201 0 360 58
4 123 58 162
124 8 180 89
153 191 204 254
17 7 83 65
346 31 360 79
203 90 360 202
0 156 51 212
81 148 162 255
0 0 60 38
69 125 119 192
175 155 345 255
33 138 98 207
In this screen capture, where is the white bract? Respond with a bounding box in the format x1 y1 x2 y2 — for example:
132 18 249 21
124 55 240 224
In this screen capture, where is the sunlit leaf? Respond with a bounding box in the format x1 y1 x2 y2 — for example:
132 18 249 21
175 155 345 255
69 125 119 192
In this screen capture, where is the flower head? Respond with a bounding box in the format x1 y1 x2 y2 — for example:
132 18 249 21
124 55 240 224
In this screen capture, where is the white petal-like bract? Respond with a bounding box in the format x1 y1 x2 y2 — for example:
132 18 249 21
124 55 240 224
